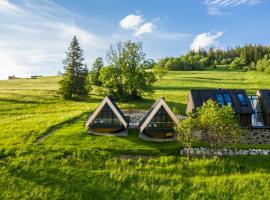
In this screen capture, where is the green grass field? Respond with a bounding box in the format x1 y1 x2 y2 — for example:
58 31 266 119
1 69 270 199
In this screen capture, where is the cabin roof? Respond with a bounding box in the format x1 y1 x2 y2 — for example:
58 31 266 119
189 89 253 115
85 95 128 128
138 97 179 133
257 90 270 114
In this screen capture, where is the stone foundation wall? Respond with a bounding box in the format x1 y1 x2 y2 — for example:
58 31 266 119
241 129 270 144
180 147 270 156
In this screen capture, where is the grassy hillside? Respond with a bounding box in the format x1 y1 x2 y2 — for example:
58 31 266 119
1 69 270 199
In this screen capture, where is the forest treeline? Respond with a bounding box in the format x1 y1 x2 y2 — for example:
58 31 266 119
156 44 270 73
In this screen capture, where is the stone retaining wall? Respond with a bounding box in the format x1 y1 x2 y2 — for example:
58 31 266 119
180 147 270 156
241 128 270 144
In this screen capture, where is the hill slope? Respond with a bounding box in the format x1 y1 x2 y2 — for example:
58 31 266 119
1 70 270 199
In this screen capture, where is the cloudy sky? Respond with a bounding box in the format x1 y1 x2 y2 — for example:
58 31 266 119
0 0 269 79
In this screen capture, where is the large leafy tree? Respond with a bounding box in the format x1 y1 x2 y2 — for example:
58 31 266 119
103 41 156 100
59 36 89 100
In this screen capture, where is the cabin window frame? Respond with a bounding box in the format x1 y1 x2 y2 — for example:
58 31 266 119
93 104 121 126
215 93 233 106
237 93 248 106
147 107 175 129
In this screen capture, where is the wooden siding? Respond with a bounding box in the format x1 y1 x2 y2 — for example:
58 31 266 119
239 114 252 127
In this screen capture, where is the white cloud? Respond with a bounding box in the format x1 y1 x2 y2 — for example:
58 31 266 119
205 0 263 15
119 14 154 37
119 14 143 30
191 31 223 51
135 22 155 36
0 0 107 80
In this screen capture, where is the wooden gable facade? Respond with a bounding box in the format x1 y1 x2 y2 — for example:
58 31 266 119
85 95 129 133
139 97 179 139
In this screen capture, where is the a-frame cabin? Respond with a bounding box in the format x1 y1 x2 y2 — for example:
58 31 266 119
85 95 129 133
139 97 179 139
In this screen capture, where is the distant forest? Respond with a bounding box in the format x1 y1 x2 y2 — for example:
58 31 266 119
156 44 270 73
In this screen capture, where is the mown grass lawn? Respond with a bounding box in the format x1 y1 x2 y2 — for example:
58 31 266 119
1 69 270 199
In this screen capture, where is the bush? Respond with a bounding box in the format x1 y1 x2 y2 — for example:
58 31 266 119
265 66 270 74
197 100 242 149
178 100 242 154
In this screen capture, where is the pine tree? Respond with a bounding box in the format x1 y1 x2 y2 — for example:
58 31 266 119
59 36 89 100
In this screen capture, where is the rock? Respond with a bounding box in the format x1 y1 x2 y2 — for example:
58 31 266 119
189 149 194 156
250 151 257 155
228 149 234 156
195 149 201 156
216 150 223 156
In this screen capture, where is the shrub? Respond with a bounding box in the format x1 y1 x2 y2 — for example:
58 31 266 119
197 100 242 149
265 66 270 74
177 115 200 160
177 100 242 156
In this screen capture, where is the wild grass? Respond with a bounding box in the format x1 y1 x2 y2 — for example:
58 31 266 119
1 69 270 199
1 148 270 199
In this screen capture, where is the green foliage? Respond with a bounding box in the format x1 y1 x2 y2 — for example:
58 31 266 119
197 100 241 149
177 115 199 160
230 57 242 69
153 64 168 79
143 59 155 69
103 41 156 100
89 57 104 86
157 44 270 73
59 36 89 100
256 57 270 73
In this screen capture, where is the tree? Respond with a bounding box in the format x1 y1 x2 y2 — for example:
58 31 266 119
143 59 156 69
177 115 200 161
59 36 89 100
104 40 156 100
99 66 119 94
197 100 241 150
106 42 124 97
89 57 104 86
153 64 168 79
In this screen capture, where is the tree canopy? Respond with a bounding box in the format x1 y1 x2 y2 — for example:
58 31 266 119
156 44 270 72
59 36 89 100
100 41 156 100
89 57 104 86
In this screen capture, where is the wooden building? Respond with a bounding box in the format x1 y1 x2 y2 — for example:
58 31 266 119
186 89 253 127
257 90 270 126
85 95 129 133
139 97 179 139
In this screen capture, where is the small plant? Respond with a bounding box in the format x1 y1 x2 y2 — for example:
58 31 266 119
177 115 199 161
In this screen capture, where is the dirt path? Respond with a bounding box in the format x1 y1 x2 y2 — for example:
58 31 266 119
36 127 58 143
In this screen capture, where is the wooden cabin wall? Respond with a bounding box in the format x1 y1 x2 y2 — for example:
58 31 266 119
239 114 252 127
263 114 270 126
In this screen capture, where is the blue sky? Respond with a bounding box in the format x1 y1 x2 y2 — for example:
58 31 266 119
0 0 270 79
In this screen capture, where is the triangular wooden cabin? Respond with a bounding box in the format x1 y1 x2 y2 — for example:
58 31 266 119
139 97 179 139
85 95 129 133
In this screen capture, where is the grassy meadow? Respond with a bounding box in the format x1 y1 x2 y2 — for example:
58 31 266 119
1 69 270 199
